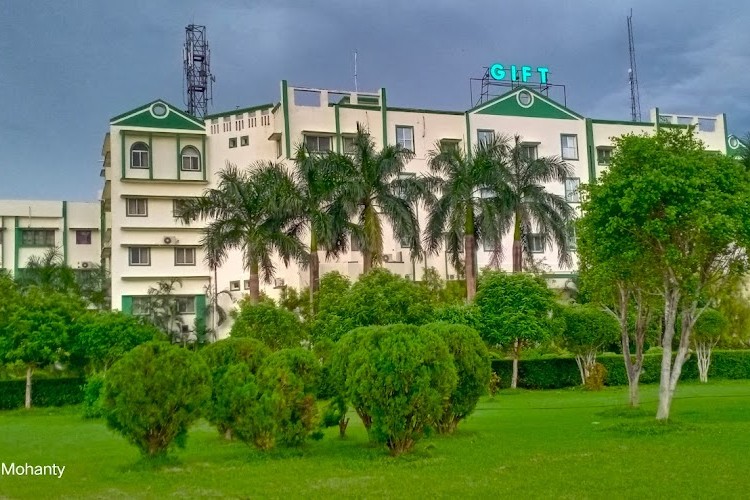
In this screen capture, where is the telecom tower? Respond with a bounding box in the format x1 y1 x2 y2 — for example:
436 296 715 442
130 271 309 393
627 10 642 122
183 24 214 118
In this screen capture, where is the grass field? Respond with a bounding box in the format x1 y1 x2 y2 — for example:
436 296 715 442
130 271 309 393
1 381 749 499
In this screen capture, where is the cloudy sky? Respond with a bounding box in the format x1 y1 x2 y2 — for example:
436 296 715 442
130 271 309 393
1 0 749 201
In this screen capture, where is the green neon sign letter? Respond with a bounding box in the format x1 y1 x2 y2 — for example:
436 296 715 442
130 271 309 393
489 64 505 80
521 66 532 83
537 67 549 84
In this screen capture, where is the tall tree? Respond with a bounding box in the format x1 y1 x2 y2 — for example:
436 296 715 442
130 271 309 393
579 129 750 420
498 135 575 273
424 136 512 300
177 163 308 304
291 145 352 304
329 126 426 273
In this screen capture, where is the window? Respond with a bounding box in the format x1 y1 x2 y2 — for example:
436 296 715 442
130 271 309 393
249 111 257 128
175 247 196 266
229 280 240 291
698 118 716 132
240 135 249 147
596 147 613 165
223 116 231 132
659 114 673 124
439 139 461 153
21 229 55 247
176 297 195 314
521 144 538 161
126 198 148 217
229 137 237 148
180 146 201 171
130 142 149 169
560 134 578 160
567 225 577 251
477 129 494 147
677 116 693 126
275 138 282 158
395 126 414 152
76 230 92 245
351 235 361 252
243 280 250 290
261 108 270 126
483 236 499 252
132 296 150 316
565 177 580 203
342 136 357 154
305 135 332 153
129 247 150 266
529 234 544 253
235 115 244 131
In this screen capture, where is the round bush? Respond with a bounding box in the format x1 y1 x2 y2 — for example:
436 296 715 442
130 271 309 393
102 341 211 457
420 322 491 433
230 301 306 350
200 337 270 437
82 374 105 419
347 324 457 455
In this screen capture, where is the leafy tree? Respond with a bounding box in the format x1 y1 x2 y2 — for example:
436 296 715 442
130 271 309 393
328 126 426 273
102 341 210 457
230 298 306 350
200 337 270 438
420 323 490 433
424 136 512 300
0 287 85 408
475 271 557 389
692 308 729 383
498 135 575 273
72 311 161 373
310 269 434 342
256 348 321 448
579 129 750 420
559 304 620 385
419 267 465 305
346 325 457 455
177 163 308 304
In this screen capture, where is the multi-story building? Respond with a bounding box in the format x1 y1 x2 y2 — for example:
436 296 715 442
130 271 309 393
93 80 745 337
0 200 101 276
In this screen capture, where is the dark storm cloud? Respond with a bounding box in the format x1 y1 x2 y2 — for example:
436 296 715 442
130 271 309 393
1 0 748 200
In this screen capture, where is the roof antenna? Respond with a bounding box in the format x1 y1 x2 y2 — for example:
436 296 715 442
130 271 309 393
354 50 358 92
627 9 642 122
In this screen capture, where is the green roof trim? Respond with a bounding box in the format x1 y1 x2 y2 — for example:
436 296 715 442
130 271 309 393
591 118 655 127
110 100 205 131
471 86 583 120
205 103 275 120
387 106 465 116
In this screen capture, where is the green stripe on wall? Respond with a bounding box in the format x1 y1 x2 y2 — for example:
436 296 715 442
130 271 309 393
195 294 207 333
176 135 181 180
282 80 291 159
464 113 472 159
585 119 596 184
380 88 388 148
14 216 20 277
62 201 68 264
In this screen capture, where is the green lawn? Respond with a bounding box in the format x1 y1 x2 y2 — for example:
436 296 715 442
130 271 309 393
1 381 750 499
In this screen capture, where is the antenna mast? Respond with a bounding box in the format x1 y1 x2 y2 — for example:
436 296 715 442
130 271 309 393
627 10 642 122
354 50 358 92
183 24 214 118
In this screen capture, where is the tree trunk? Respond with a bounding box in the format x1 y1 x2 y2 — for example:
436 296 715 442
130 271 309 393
615 284 647 407
656 287 680 421
695 342 712 383
310 231 319 313
248 259 260 304
512 211 522 273
511 339 520 389
362 250 372 275
25 365 33 409
465 233 476 301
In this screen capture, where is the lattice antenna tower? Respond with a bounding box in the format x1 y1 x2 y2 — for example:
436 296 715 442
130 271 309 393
183 24 214 118
627 10 642 122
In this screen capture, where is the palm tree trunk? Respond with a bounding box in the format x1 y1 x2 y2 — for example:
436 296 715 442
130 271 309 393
512 211 522 273
310 230 319 313
465 208 476 301
25 365 33 409
248 259 260 304
362 250 371 274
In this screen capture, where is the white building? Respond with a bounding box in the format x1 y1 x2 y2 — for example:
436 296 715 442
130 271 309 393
87 80 750 335
0 200 101 276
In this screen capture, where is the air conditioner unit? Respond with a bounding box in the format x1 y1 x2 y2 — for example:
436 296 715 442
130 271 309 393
382 254 392 263
163 236 178 245
273 278 285 288
78 261 96 269
404 274 412 280
448 274 456 280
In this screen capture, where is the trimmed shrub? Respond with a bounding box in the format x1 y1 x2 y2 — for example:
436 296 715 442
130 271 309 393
82 375 105 418
347 324 457 455
0 378 85 410
257 348 321 448
102 341 211 457
230 301 305 350
420 322 491 433
584 363 607 391
200 337 270 438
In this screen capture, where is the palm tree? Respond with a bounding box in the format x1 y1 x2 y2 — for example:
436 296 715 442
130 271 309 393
499 135 575 273
292 144 352 303
329 126 427 273
17 248 78 293
424 136 513 300
177 163 308 304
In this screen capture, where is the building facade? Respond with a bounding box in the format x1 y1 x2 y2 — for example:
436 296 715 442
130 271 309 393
92 80 744 337
0 200 101 276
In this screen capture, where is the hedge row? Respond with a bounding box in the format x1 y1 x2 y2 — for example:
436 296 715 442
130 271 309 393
491 350 750 389
0 378 85 410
